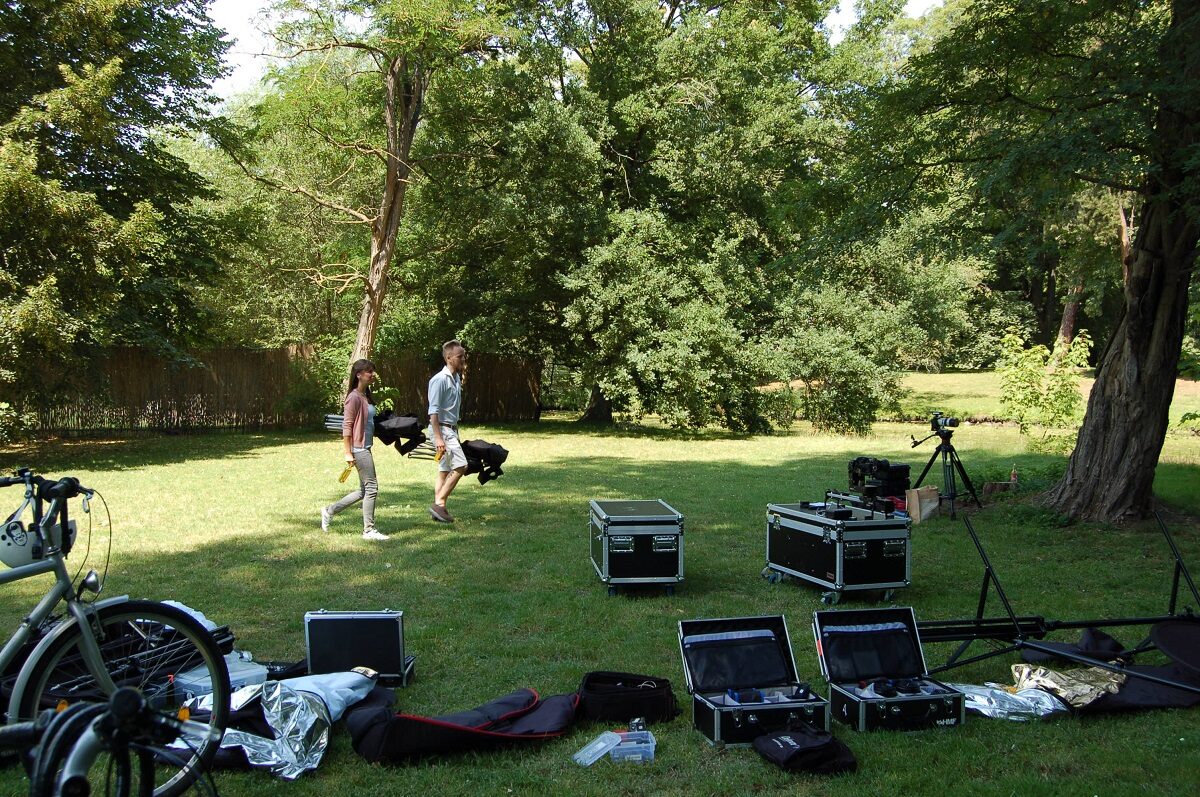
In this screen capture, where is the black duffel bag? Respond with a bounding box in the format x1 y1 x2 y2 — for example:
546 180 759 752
577 671 679 724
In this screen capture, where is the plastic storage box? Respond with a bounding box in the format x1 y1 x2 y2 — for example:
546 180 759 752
610 730 656 763
177 652 268 699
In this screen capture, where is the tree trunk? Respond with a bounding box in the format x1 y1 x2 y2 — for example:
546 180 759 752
351 58 425 363
1045 1 1198 521
579 384 613 424
1055 281 1084 347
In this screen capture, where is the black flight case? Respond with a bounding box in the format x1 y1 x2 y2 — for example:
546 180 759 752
590 499 684 596
304 609 416 687
812 607 965 732
764 491 911 604
678 615 828 748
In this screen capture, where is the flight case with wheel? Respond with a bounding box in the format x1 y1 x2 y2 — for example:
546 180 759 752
678 615 828 747
812 607 964 732
590 499 683 595
764 492 910 604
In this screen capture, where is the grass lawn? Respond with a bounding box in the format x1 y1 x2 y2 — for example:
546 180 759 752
1 389 1199 796
895 371 1200 427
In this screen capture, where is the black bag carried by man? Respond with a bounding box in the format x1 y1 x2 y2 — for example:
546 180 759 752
752 725 857 775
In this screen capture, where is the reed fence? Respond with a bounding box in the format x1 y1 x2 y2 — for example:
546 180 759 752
15 347 540 436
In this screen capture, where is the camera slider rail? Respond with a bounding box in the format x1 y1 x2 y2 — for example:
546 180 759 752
915 513 1200 696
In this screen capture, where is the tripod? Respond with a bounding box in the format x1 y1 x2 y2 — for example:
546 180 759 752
911 428 982 518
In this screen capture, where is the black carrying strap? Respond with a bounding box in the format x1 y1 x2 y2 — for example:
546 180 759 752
753 725 857 775
577 671 679 723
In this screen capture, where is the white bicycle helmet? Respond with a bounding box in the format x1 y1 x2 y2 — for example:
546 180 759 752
1 508 76 568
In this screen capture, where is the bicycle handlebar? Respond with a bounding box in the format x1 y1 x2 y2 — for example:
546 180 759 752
0 470 93 498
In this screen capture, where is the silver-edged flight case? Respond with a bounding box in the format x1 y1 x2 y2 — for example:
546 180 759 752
304 609 416 686
764 491 911 604
678 615 828 748
812 607 964 732
589 499 684 595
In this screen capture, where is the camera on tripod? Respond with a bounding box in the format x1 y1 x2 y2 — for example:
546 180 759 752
929 412 959 432
911 412 980 518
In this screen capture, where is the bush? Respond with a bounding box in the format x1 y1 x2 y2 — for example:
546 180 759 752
997 329 1092 452
0 401 32 443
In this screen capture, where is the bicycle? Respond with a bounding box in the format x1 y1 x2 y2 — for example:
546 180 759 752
0 686 222 797
1 468 231 797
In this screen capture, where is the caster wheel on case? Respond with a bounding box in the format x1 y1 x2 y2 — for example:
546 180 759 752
882 589 896 602
607 586 618 597
767 572 783 584
761 566 772 580
665 585 676 597
821 591 841 606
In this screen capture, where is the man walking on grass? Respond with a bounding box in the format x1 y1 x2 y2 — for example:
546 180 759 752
428 339 467 523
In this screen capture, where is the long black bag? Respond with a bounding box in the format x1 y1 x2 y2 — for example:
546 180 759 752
577 671 679 724
344 686 578 762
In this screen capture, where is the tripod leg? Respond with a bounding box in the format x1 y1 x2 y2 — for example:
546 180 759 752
950 449 983 508
914 448 940 488
941 445 957 518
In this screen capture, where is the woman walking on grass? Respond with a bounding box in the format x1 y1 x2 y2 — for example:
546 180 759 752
321 359 389 541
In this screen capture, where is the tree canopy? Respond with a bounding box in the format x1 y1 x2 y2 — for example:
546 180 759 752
0 0 230 400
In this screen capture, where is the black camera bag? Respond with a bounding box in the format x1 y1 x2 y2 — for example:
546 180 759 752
753 725 857 775
577 671 679 724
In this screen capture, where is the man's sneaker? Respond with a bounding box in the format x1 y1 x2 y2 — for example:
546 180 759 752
362 529 390 541
429 504 453 523
320 506 332 533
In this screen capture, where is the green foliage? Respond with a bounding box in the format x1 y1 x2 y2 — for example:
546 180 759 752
563 209 784 433
0 1 233 404
0 401 33 443
775 285 904 434
998 329 1093 452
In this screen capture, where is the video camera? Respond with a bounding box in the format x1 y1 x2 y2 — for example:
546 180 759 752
930 412 959 432
848 456 911 498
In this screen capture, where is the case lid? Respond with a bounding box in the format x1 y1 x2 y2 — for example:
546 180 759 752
591 499 682 522
768 501 896 524
812 607 928 683
677 615 799 694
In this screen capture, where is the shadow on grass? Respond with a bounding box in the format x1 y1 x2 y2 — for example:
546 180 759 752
0 430 332 472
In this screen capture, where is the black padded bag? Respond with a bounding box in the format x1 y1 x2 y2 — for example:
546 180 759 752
753 725 857 775
578 671 679 724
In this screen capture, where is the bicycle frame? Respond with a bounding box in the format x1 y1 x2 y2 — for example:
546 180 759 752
1 517 125 723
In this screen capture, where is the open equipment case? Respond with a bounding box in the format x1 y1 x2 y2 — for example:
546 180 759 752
590 499 684 595
813 607 964 731
764 491 911 604
678 615 828 747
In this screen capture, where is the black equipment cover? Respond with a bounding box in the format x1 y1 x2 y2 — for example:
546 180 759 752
344 686 578 762
753 725 857 774
375 413 429 454
577 671 680 724
461 439 508 484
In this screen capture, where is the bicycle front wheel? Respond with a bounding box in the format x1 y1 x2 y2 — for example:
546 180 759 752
17 599 231 797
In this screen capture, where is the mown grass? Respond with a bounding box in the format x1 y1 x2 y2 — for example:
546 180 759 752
1 380 1198 797
895 370 1200 427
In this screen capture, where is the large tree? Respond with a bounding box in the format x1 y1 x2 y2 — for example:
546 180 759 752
888 0 1197 521
0 0 230 400
233 0 499 364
